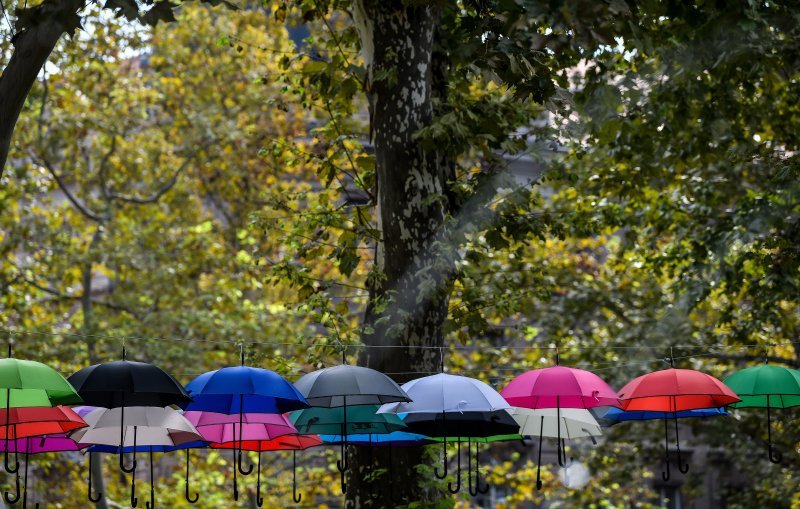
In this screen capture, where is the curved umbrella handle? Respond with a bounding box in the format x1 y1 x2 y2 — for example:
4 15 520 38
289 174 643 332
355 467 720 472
130 466 138 508
145 449 155 509
447 437 461 494
475 441 489 495
120 421 137 474
292 450 302 504
4 468 20 504
184 449 198 504
88 452 103 503
256 449 264 507
468 438 478 497
767 401 782 464
237 398 253 476
336 399 349 474
4 391 18 475
536 415 544 490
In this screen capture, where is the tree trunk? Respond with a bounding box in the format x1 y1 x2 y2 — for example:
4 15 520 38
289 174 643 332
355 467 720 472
0 0 85 178
349 1 454 507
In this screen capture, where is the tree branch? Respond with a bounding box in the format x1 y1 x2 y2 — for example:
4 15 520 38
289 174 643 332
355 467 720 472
107 140 215 204
32 152 104 222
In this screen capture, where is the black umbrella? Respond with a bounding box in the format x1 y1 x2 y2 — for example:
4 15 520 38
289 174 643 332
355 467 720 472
402 410 519 493
67 348 191 503
294 364 410 494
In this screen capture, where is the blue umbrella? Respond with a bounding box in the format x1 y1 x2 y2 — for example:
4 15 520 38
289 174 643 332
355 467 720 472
591 406 728 427
320 431 431 503
179 350 309 503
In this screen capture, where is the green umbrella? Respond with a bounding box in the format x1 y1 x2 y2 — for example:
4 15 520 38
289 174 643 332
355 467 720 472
290 405 406 436
724 364 800 463
0 355 83 474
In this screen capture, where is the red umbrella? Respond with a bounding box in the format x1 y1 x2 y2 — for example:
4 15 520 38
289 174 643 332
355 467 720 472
618 362 740 480
211 435 321 505
0 406 87 439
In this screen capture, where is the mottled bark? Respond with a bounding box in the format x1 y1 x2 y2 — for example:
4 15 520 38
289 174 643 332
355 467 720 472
0 0 86 179
349 1 455 507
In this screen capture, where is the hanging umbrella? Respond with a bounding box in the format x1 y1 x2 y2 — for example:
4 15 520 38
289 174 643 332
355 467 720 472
67 349 191 497
377 373 511 493
212 434 322 506
0 434 88 509
188 414 297 443
591 406 728 427
723 363 800 463
89 441 207 505
0 406 87 439
179 354 309 502
377 373 509 414
501 363 618 490
290 405 406 493
294 364 411 492
0 349 83 474
509 407 602 489
70 406 203 509
618 362 740 480
401 410 519 494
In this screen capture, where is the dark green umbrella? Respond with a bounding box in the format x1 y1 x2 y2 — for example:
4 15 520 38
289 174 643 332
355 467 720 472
724 363 800 463
290 405 406 493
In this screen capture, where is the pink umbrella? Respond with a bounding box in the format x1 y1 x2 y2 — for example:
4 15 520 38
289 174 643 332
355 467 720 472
501 363 619 490
501 366 620 409
184 411 297 444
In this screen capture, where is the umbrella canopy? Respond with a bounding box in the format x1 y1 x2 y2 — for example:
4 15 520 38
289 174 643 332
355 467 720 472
294 365 410 407
68 360 190 407
291 406 407 435
0 435 88 454
401 410 520 438
501 366 620 409
211 434 322 452
723 364 800 409
181 367 309 414
183 410 298 427
193 420 297 444
510 407 602 439
723 364 800 464
0 406 87 439
71 406 203 447
591 406 728 427
0 358 83 407
430 434 523 444
87 441 207 453
320 431 432 447
618 368 740 412
377 374 509 415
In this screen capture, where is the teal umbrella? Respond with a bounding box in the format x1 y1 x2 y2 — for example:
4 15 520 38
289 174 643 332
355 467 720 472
724 363 800 463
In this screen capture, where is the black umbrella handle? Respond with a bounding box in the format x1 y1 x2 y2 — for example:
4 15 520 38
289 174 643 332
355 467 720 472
536 415 544 490
232 427 239 501
767 399 783 464
337 398 348 474
184 449 198 504
237 397 253 476
292 450 302 504
256 449 264 507
4 389 18 474
145 449 155 509
120 404 137 474
4 464 20 504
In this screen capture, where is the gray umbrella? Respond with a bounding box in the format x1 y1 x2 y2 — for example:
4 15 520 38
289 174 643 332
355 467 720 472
293 365 410 493
293 365 410 407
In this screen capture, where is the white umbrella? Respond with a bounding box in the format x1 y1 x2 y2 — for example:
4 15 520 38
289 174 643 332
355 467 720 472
377 373 509 414
70 406 203 509
510 407 602 439
71 406 202 447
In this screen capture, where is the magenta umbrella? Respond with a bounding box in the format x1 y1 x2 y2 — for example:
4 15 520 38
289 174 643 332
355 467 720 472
184 412 297 443
1 434 87 508
501 362 619 490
